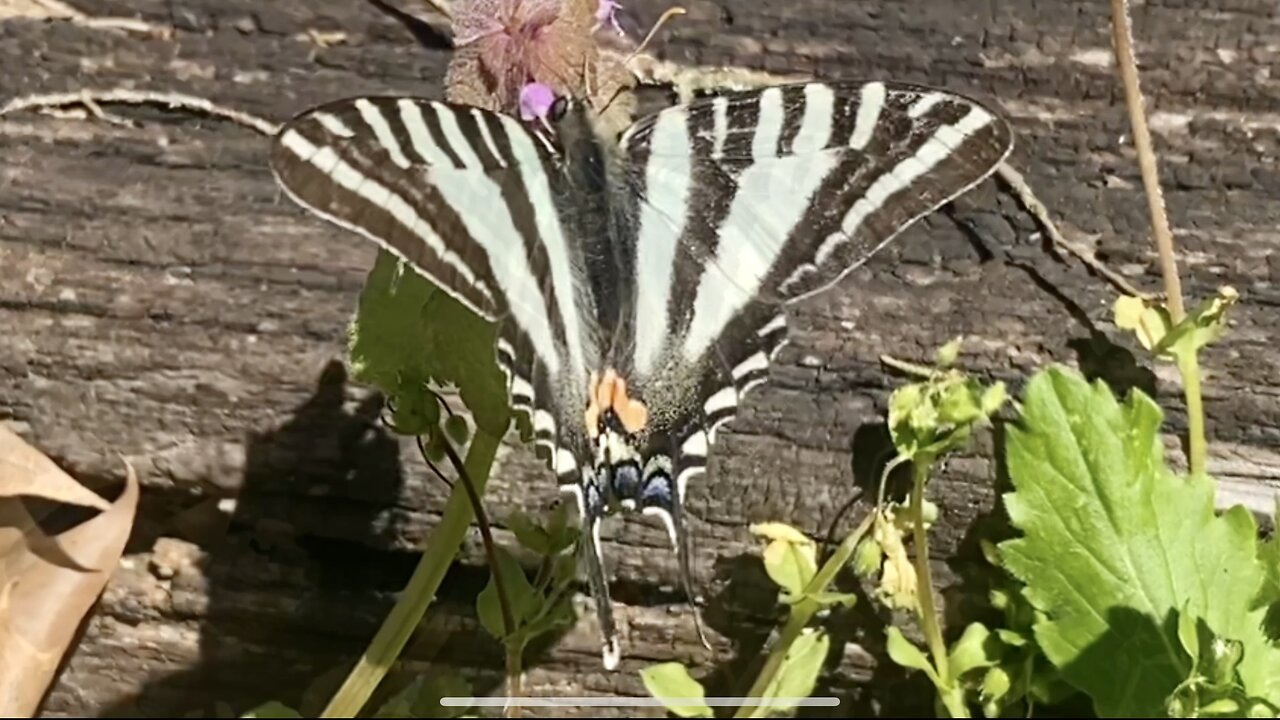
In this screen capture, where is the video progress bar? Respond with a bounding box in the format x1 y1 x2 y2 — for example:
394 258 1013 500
441 697 840 708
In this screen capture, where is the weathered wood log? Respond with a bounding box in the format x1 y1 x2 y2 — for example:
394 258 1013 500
2 0 1277 716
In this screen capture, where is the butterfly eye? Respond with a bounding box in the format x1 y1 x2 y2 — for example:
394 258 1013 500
548 96 571 122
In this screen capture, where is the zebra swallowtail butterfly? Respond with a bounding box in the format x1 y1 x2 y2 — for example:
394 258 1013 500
269 79 1014 669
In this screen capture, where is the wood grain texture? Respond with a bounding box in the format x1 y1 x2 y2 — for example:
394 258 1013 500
1 0 1277 716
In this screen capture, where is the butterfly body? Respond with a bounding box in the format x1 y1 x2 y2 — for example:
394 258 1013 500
270 79 1014 669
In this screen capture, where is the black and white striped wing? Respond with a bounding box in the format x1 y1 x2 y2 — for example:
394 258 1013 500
269 96 597 480
619 79 1014 489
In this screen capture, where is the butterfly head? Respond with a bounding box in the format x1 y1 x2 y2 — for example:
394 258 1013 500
583 369 676 516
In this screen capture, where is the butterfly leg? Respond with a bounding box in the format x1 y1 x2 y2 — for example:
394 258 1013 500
562 471 621 670
639 466 713 651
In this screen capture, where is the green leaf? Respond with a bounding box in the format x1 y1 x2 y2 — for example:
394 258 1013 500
1178 605 1202 666
852 537 883 579
981 666 1012 705
759 628 830 715
1154 286 1239 359
443 414 470 446
506 510 550 555
640 662 714 718
374 673 471 718
753 523 817 598
998 365 1280 716
544 502 578 555
348 251 511 438
935 336 964 367
886 626 940 685
948 622 1000 680
241 702 302 718
476 547 538 641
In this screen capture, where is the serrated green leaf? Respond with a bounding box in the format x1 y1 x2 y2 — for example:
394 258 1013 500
759 628 830 715
348 251 511 438
949 622 1000 679
886 626 939 685
998 365 1280 716
476 548 538 641
241 701 302 718
640 663 713 718
506 510 550 555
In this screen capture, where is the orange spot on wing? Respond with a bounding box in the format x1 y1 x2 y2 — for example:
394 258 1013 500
583 369 649 438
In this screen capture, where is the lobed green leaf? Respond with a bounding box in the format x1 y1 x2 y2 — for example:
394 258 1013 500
998 366 1280 716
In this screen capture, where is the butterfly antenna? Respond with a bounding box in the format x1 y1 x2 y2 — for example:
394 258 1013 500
625 6 687 65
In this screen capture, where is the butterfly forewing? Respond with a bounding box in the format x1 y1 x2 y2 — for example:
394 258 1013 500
269 96 596 482
618 79 1013 457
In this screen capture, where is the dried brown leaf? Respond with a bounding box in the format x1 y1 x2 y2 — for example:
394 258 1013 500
0 425 108 510
0 460 139 716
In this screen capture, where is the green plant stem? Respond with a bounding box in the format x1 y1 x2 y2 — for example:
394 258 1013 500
910 458 967 718
321 429 502 718
733 513 874 719
440 439 521 717
1110 0 1184 322
1177 351 1207 477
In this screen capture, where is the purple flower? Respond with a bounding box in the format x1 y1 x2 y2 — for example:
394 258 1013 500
520 82 557 122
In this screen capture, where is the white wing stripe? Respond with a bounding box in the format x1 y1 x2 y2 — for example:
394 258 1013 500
908 92 947 119
757 314 787 337
682 123 839 361
710 97 729 160
793 84 835 153
398 100 455 166
433 103 485 170
633 109 691 376
499 115 590 379
849 82 885 150
312 112 354 138
752 87 786 159
278 129 490 318
471 109 508 167
814 104 993 267
355 99 410 169
704 385 738 416
732 351 769 382
534 409 557 437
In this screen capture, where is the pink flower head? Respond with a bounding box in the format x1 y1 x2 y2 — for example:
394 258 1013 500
453 0 565 108
519 82 557 123
595 0 624 35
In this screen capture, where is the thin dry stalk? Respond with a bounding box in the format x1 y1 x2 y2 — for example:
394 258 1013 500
1109 0 1184 320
